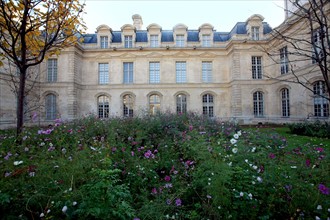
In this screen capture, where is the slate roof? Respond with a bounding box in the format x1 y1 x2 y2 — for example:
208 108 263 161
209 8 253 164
82 22 272 44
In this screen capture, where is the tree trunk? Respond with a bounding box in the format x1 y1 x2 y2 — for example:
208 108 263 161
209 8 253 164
16 69 26 139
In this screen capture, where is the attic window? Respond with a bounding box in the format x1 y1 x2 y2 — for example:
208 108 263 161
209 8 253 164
251 26 259 40
100 36 108 49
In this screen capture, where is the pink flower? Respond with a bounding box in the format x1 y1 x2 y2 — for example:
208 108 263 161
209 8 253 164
315 147 324 152
175 198 182 206
268 153 276 159
151 188 157 195
164 175 171 182
131 151 135 156
306 159 311 167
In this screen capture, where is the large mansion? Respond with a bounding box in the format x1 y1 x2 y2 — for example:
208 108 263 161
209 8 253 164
0 0 329 128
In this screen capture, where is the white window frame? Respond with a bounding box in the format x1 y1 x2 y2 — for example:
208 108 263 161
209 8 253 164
98 63 109 84
176 35 185 47
123 94 134 117
149 62 160 83
100 36 108 49
251 26 260 40
176 94 187 114
123 62 133 84
98 95 109 119
124 35 133 48
47 59 57 82
252 56 262 79
45 94 56 120
202 61 212 83
281 88 290 117
202 34 211 47
280 46 289 74
176 61 186 83
202 94 214 117
149 94 161 115
253 91 264 117
313 81 329 117
150 35 159 48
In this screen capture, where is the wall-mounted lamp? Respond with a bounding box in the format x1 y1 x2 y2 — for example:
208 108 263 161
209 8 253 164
193 46 196 50
166 46 169 50
113 47 117 51
139 46 143 50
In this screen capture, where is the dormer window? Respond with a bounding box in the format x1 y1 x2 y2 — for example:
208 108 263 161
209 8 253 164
100 36 108 49
176 35 185 47
125 35 133 48
150 35 159 47
251 27 259 40
202 34 211 47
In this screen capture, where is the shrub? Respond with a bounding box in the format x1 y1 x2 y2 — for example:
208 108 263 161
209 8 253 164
288 121 330 138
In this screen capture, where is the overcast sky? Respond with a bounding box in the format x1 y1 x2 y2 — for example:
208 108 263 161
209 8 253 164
82 1 285 33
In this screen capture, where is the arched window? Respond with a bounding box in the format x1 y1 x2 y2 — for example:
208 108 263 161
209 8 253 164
123 94 134 117
149 94 160 115
176 94 187 114
253 91 264 117
313 81 329 117
202 94 214 117
281 88 290 117
45 94 56 120
98 95 109 118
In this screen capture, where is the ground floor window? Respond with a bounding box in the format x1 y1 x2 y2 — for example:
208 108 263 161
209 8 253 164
123 94 134 117
98 95 109 118
253 91 264 117
202 94 214 117
45 94 57 120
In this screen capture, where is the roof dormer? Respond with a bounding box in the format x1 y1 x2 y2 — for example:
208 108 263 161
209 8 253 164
198 23 214 47
121 24 136 48
246 14 264 40
173 23 188 47
96 24 112 49
147 23 162 48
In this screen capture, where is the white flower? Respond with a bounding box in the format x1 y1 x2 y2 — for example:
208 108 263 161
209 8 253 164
72 201 77 206
40 213 45 217
248 193 253 199
317 205 322 210
62 205 68 213
257 177 263 183
239 192 244 197
252 181 256 185
251 147 256 152
315 216 320 220
291 166 297 169
233 134 239 139
245 159 249 163
228 162 232 166
230 138 237 145
232 148 238 154
13 161 23 166
47 209 51 213
237 131 242 136
252 165 258 170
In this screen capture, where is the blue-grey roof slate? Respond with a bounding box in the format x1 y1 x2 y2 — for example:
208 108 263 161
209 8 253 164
82 21 273 44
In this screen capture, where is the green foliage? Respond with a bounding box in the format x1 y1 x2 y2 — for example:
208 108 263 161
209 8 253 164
0 114 329 219
288 120 330 138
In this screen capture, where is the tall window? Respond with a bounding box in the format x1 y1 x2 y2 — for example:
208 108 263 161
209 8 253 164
281 88 290 117
149 94 160 115
202 61 212 83
252 56 262 79
253 91 264 117
176 61 186 83
123 62 133 84
149 62 160 83
47 59 57 82
98 63 109 84
203 94 214 117
312 28 325 63
313 81 329 117
123 94 134 117
280 46 289 74
251 26 259 40
202 35 211 47
100 36 108 49
45 94 56 120
124 35 133 48
98 95 109 118
176 35 184 47
176 94 187 114
150 35 159 47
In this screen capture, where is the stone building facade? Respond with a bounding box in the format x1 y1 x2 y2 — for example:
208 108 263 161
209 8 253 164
0 1 329 129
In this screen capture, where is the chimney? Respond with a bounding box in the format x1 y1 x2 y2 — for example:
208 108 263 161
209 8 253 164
132 14 143 30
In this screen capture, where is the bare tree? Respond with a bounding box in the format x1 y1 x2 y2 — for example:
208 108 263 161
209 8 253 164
0 0 85 138
265 0 329 101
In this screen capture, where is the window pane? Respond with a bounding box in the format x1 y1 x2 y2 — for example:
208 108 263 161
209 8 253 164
99 63 109 84
100 36 108 49
202 94 214 117
46 94 56 120
98 96 109 118
176 35 184 47
125 36 133 48
176 61 186 83
252 56 262 79
47 59 57 82
313 81 329 117
176 94 187 114
123 95 134 117
149 62 160 83
202 61 212 83
123 62 133 84
149 95 160 115
150 35 159 47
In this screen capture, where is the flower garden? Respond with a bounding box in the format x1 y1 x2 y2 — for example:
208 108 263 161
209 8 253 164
0 113 329 219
